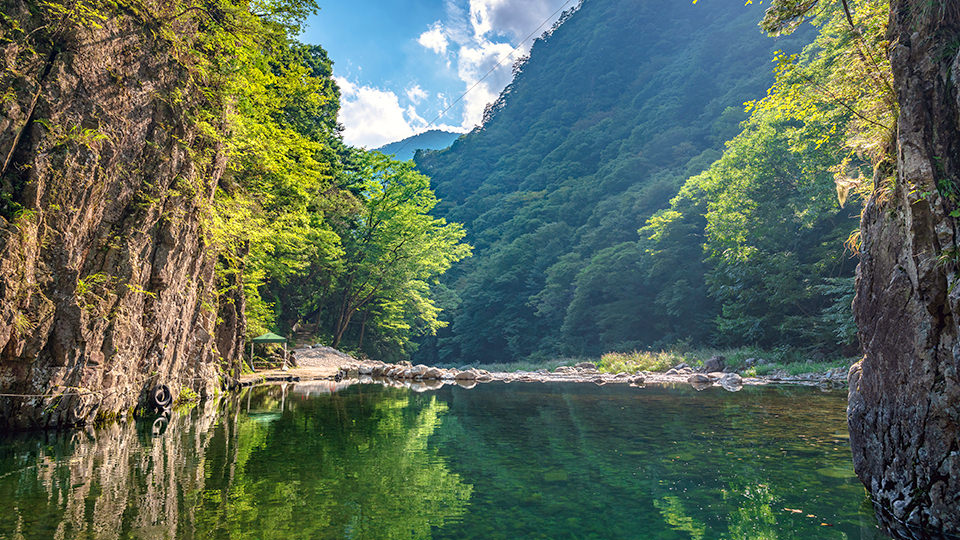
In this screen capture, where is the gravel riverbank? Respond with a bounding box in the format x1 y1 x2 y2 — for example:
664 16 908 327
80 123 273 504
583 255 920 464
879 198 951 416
240 346 849 391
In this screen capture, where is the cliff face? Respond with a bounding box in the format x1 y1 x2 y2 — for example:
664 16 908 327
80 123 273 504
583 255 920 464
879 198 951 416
850 0 960 535
0 2 243 429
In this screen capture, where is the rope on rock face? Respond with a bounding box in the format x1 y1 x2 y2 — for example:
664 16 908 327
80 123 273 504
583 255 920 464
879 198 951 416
0 390 102 398
0 375 213 400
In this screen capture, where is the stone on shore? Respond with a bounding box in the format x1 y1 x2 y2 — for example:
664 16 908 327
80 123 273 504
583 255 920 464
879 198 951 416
701 355 725 373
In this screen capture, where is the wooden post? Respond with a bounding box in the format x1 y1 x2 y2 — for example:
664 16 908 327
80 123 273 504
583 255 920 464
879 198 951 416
282 341 288 370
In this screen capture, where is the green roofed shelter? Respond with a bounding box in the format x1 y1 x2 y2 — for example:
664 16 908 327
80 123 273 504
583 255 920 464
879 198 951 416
252 332 287 343
249 332 288 372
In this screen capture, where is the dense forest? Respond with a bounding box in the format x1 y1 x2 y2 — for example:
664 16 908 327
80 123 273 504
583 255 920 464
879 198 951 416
413 0 889 365
193 2 473 360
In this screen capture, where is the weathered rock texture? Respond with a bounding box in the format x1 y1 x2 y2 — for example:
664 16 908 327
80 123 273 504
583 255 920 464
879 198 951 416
850 1 960 535
0 2 243 429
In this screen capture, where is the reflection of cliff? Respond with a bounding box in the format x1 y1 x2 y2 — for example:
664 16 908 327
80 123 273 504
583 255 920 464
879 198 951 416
0 386 472 539
0 398 226 539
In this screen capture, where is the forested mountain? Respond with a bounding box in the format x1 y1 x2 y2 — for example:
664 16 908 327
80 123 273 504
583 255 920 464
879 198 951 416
377 130 461 161
414 0 862 364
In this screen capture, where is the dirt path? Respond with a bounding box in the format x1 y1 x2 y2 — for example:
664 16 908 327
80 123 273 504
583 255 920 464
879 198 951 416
237 346 357 385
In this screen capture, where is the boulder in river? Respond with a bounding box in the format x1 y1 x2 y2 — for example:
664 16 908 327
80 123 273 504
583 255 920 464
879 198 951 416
454 369 478 381
719 373 743 392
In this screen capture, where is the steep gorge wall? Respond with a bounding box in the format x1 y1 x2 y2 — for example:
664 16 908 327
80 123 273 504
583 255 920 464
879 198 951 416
0 1 244 429
849 0 960 535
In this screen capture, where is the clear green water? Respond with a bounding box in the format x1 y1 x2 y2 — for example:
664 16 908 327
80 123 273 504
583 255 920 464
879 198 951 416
0 382 887 539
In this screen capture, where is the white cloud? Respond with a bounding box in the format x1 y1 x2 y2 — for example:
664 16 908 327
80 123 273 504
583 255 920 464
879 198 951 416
336 77 419 148
433 0 571 130
406 84 429 105
455 40 517 126
417 22 449 54
335 0 573 144
470 0 560 41
405 105 428 127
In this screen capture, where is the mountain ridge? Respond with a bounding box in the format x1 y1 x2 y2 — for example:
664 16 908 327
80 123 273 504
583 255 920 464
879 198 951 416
377 129 462 161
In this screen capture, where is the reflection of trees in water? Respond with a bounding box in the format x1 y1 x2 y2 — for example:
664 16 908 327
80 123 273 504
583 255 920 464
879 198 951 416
199 386 472 539
433 384 878 540
0 386 471 539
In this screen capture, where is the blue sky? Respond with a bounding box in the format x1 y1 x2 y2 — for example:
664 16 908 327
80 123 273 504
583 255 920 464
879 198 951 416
300 0 576 148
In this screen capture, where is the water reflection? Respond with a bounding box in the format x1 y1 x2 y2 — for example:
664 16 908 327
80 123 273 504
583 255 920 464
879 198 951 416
0 399 224 539
0 387 471 539
0 382 893 539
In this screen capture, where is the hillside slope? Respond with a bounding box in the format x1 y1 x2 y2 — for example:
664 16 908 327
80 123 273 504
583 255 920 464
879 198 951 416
414 0 814 364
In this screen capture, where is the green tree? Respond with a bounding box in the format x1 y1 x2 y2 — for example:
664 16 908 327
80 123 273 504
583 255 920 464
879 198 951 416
320 153 471 353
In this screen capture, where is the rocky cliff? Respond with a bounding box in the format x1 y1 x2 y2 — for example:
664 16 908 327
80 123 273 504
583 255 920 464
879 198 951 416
0 2 244 429
849 0 960 535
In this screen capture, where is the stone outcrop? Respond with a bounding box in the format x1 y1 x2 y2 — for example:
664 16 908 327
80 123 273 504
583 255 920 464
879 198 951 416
0 3 242 429
849 1 960 534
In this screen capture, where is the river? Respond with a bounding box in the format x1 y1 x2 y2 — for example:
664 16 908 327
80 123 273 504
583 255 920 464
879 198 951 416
0 382 886 539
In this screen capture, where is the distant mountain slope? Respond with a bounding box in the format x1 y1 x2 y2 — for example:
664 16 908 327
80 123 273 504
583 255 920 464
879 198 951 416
413 0 814 364
377 130 461 161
